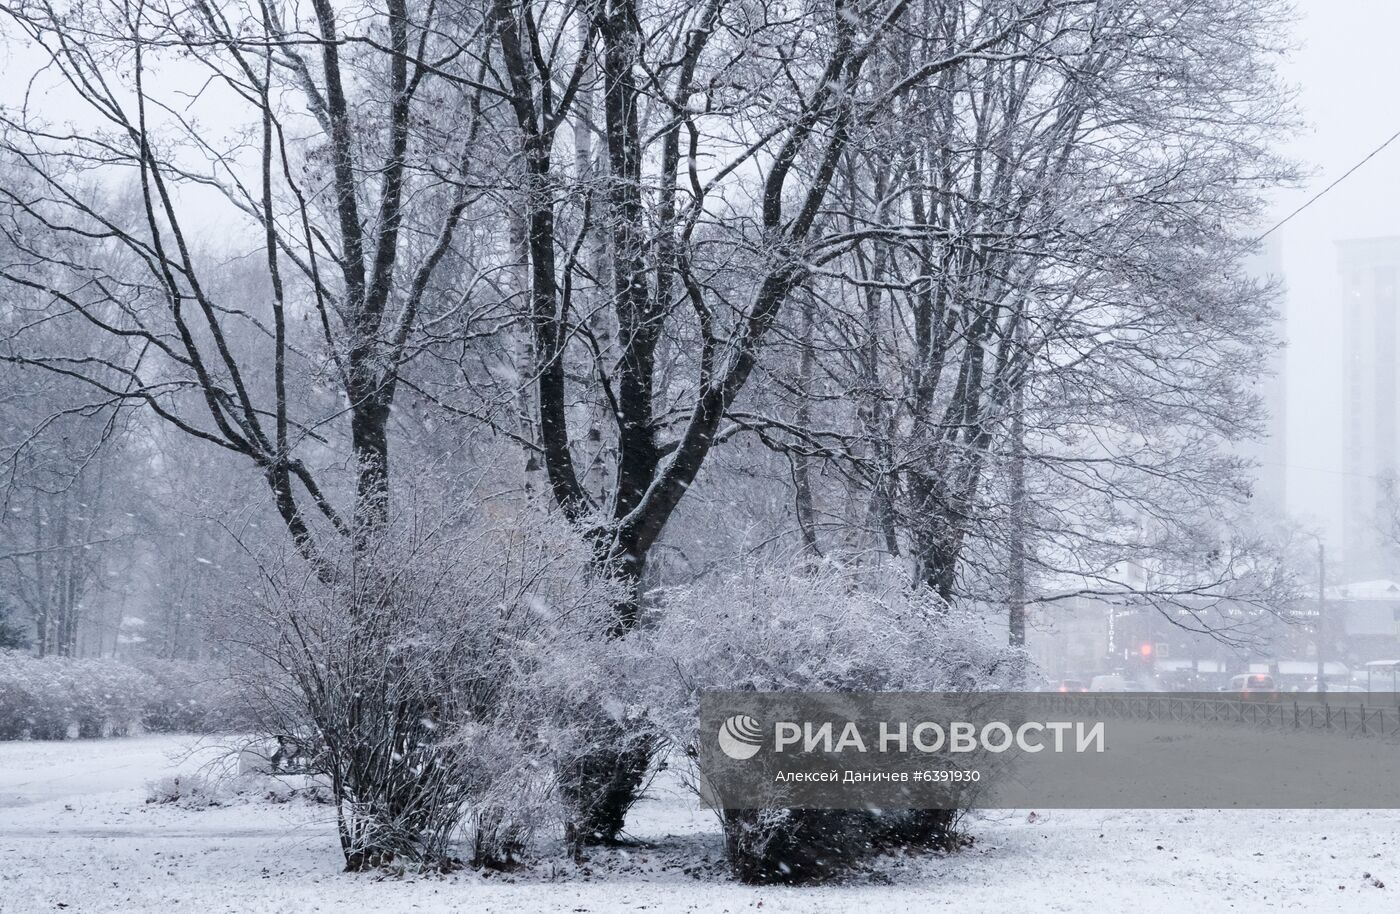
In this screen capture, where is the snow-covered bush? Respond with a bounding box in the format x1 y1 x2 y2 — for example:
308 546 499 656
145 773 226 808
138 660 226 734
147 771 329 808
0 652 76 740
0 651 224 740
69 660 158 738
228 500 623 871
225 771 333 805
631 561 1022 741
622 562 1024 883
0 651 38 739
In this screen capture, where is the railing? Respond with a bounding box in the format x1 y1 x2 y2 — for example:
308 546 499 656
1034 693 1400 739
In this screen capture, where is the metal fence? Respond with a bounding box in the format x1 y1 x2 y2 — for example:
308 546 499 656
1036 693 1400 739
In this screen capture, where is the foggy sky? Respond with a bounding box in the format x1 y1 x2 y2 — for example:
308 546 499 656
1274 0 1400 549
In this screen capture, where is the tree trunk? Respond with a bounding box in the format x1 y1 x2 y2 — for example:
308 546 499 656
1008 396 1027 651
793 291 820 559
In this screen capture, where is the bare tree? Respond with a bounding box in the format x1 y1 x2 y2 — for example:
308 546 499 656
744 0 1298 619
0 0 1304 867
0 0 500 561
0 0 504 866
0 295 136 656
476 0 1064 842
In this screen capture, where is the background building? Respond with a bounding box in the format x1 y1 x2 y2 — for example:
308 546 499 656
1339 237 1400 579
1323 578 1400 665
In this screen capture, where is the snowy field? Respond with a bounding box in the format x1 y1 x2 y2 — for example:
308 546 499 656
0 735 1394 914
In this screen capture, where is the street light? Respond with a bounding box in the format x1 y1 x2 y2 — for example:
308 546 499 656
1310 536 1327 695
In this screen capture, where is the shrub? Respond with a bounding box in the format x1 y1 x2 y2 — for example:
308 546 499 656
623 561 1024 883
0 650 224 740
137 661 226 734
146 770 333 809
69 660 158 737
227 501 624 871
0 652 37 739
15 654 73 740
145 774 225 808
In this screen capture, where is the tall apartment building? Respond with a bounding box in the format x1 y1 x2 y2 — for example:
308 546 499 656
1340 237 1400 579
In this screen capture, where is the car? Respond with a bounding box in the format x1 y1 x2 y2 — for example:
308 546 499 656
1222 673 1280 700
1052 679 1089 693
1089 674 1129 692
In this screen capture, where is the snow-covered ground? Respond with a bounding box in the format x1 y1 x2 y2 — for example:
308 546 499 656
0 735 1393 913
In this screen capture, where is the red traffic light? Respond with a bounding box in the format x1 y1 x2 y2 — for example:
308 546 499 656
1140 643 1154 657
